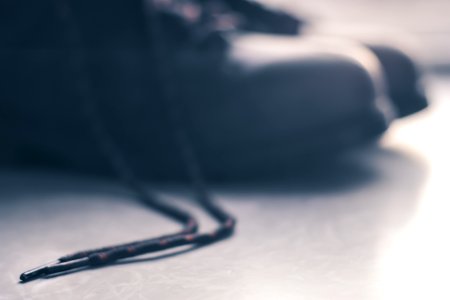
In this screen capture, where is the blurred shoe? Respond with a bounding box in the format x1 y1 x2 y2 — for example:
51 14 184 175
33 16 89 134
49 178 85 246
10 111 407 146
1 0 391 181
138 3 393 180
212 0 428 118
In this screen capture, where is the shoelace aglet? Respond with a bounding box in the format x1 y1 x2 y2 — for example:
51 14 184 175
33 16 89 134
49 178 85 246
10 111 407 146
19 260 60 282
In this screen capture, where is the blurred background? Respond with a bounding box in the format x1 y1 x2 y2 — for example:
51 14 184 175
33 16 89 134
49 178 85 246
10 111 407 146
264 0 450 70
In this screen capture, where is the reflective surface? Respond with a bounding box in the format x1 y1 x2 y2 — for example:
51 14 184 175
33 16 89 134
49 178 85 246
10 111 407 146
1 76 449 299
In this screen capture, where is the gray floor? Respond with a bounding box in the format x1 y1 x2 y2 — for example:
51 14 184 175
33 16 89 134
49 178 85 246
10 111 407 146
1 75 450 299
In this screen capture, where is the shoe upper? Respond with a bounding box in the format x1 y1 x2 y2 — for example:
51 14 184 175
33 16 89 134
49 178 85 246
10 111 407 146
1 1 390 181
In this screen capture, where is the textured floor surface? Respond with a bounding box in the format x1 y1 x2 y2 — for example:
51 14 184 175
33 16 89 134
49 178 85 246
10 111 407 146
1 75 449 299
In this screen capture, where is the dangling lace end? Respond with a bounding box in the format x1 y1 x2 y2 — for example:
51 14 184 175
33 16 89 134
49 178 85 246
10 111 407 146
19 260 59 282
20 257 91 282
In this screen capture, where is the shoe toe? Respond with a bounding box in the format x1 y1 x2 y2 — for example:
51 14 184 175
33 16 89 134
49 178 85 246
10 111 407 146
367 45 428 117
185 34 391 179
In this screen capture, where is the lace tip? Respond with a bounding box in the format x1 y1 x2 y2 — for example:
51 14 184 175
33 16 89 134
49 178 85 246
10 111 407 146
19 260 59 282
20 268 46 282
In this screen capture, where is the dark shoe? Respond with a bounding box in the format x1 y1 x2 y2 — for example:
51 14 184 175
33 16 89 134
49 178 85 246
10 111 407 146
1 1 391 181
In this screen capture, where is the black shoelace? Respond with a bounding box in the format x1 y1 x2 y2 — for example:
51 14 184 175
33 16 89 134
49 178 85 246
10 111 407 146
20 0 235 282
